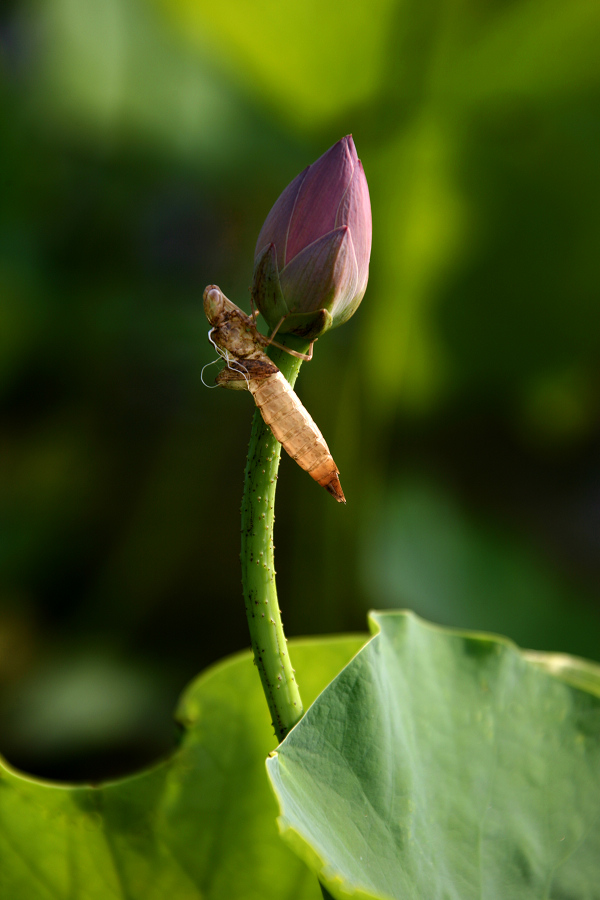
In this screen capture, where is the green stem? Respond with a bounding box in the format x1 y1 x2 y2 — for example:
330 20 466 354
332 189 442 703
241 338 310 743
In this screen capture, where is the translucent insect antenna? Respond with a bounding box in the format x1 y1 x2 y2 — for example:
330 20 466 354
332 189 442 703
200 355 224 388
207 327 227 359
205 327 251 390
222 349 251 390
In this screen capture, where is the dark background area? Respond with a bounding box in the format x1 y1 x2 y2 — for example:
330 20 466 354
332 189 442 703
1 0 599 780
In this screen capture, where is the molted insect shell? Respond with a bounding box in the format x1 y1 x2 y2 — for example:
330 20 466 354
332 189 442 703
218 362 345 502
204 284 345 502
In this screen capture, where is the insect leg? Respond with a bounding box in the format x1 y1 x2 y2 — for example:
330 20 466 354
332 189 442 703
264 317 314 361
248 293 260 321
247 296 314 361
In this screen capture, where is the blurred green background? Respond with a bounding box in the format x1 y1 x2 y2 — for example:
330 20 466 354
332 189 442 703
1 0 599 780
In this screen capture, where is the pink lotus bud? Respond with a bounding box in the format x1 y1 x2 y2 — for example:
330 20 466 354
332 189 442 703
252 135 372 341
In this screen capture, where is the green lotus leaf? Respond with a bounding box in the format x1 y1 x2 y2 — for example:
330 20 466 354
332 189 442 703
268 611 600 899
0 635 366 900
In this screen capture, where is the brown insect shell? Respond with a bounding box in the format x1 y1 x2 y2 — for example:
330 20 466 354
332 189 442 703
211 311 261 360
215 357 278 391
203 284 238 328
203 285 263 360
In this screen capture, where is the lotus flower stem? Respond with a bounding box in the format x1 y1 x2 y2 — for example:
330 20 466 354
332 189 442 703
240 137 370 743
241 336 310 742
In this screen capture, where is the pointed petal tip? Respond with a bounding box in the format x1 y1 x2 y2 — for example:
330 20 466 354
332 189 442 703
336 135 359 167
254 240 277 262
319 135 357 170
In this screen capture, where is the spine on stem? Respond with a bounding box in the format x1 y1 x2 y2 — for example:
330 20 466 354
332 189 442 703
241 345 306 742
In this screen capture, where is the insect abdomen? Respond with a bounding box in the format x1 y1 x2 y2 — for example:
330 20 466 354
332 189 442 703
250 373 345 503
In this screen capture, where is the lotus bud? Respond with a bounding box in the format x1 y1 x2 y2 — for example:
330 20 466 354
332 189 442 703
252 135 372 341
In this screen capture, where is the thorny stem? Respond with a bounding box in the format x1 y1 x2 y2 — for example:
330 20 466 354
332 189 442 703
241 333 338 900
241 336 310 743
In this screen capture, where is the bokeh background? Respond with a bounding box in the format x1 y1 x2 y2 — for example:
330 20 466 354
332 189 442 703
1 0 599 780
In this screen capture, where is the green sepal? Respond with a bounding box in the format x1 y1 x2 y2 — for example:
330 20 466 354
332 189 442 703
253 245 334 340
252 243 290 328
275 309 334 341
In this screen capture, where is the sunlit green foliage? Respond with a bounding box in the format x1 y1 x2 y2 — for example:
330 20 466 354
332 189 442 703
1 0 599 784
269 613 600 899
0 636 366 899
